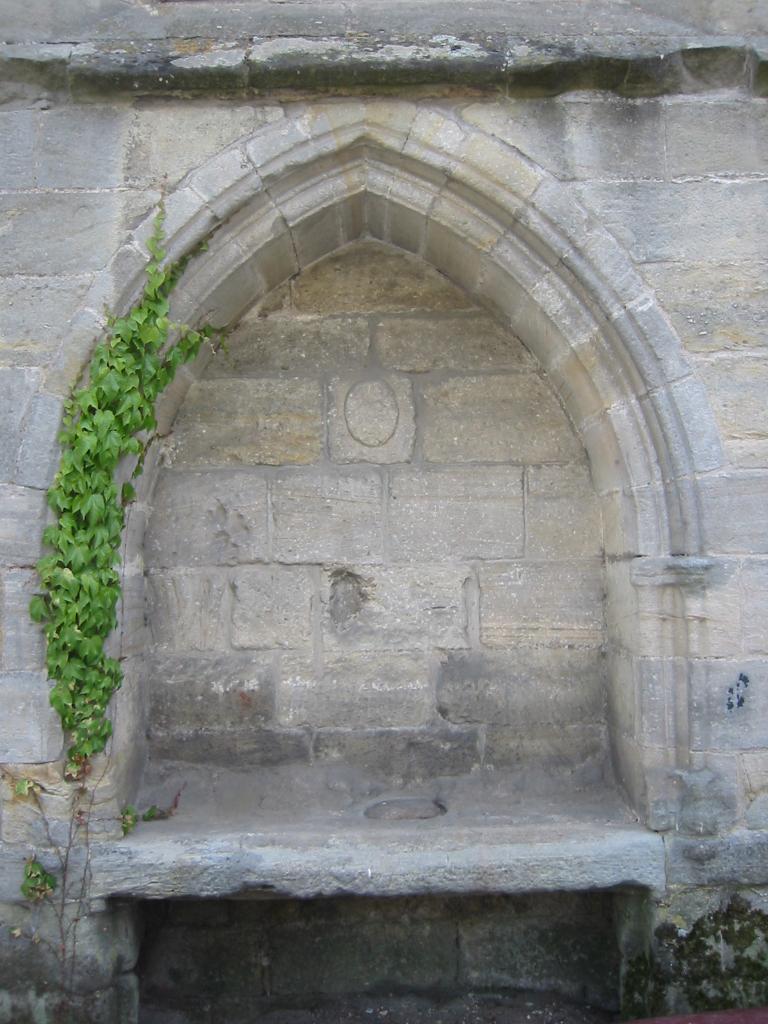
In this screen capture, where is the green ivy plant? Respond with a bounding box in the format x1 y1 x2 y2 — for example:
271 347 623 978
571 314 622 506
30 209 216 781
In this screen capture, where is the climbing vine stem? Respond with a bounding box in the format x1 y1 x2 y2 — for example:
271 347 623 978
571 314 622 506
30 208 217 780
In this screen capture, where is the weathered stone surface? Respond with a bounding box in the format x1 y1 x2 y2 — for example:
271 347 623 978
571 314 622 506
313 725 479 783
14 391 63 490
291 242 475 314
484 723 606 781
665 99 768 178
388 466 523 561
422 375 582 463
329 375 415 464
277 652 433 729
146 652 275 734
0 367 37 482
374 314 533 372
0 671 62 763
525 463 602 559
665 829 768 886
209 314 370 375
322 565 468 651
0 485 46 567
0 569 45 672
36 106 128 188
696 355 768 467
145 470 268 568
701 472 768 553
231 565 314 650
126 101 281 186
0 900 139 994
0 275 91 367
574 180 768 263
147 571 230 652
0 193 123 275
480 562 604 648
271 469 383 563
642 260 768 354
459 892 618 1008
170 379 323 467
741 560 768 655
437 649 605 727
149 725 311 768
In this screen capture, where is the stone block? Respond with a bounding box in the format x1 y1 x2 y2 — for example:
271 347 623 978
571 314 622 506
696 354 768 467
0 367 38 483
145 470 268 569
664 830 768 886
563 95 666 180
388 466 523 561
146 652 275 734
271 469 383 564
1 569 45 672
0 485 46 568
479 561 604 648
14 391 63 489
0 899 139 996
149 724 311 768
127 102 282 187
525 463 602 559
422 374 583 463
454 131 543 213
665 99 768 178
0 109 36 189
231 565 314 650
0 671 62 763
209 314 370 375
436 648 605 727
0 275 91 368
742 560 768 655
374 313 533 373
290 241 473 314
313 725 479 783
0 193 123 275
328 375 415 465
461 100 569 178
642 260 768 353
277 652 433 729
170 379 323 467
36 106 128 188
689 660 766 751
146 571 231 652
322 565 468 651
573 180 768 263
701 472 768 553
484 721 607 782
459 892 619 1009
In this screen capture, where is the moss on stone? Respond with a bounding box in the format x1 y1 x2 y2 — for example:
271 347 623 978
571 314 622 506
622 895 768 1019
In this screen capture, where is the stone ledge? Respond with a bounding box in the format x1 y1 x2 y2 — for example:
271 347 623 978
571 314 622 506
67 823 667 901
2 38 767 98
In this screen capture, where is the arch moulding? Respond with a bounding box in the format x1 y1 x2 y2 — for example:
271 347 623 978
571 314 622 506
50 99 725 826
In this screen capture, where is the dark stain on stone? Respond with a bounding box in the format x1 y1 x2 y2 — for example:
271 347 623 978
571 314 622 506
726 672 749 711
328 569 373 629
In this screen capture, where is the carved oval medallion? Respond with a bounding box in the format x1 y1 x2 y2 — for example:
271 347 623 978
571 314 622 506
343 380 400 447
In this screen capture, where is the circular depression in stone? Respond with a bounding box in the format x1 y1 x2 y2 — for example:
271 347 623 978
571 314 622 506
364 798 447 821
344 380 400 447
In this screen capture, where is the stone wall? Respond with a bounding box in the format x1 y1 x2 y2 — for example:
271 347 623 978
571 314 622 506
142 241 606 789
2 4 768 1018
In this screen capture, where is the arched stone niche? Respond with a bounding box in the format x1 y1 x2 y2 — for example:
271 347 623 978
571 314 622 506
35 101 726 833
140 237 608 815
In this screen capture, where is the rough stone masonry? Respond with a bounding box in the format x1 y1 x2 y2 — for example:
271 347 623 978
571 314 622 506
1 1 768 1022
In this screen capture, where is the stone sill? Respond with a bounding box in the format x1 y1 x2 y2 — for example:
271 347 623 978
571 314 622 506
85 819 666 900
